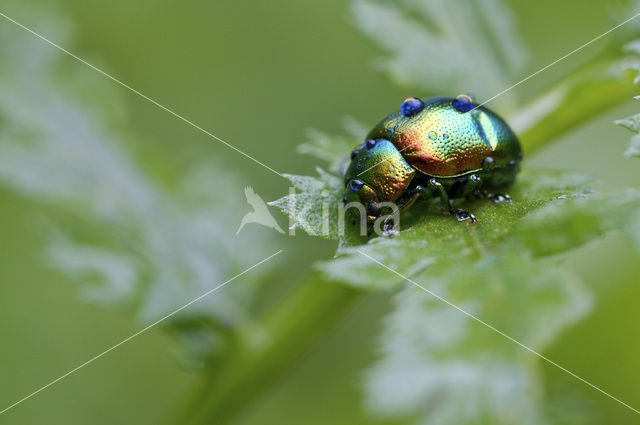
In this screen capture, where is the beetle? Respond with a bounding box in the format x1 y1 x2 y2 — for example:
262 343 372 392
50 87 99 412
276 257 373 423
343 95 522 232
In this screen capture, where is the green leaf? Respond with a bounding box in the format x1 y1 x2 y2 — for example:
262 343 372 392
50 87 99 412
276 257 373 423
611 40 640 157
362 263 590 425
273 123 640 423
615 98 640 157
318 178 638 425
349 0 527 107
513 188 640 255
269 168 365 244
297 130 349 174
514 56 638 153
317 169 606 288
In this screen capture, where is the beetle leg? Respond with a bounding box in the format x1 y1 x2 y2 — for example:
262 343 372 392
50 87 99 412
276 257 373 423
478 157 512 202
428 178 452 211
399 185 427 213
381 185 427 236
461 174 482 198
430 178 477 224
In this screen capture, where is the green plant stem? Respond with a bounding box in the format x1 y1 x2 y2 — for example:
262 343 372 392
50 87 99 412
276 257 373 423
180 50 640 425
515 63 637 155
182 276 361 425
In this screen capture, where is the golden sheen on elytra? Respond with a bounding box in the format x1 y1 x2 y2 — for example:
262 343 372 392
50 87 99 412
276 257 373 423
343 95 523 231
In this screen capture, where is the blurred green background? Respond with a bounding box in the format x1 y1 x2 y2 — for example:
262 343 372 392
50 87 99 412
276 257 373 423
0 0 638 424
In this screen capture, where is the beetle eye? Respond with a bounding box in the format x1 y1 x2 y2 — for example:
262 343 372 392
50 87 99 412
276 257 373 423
400 97 425 117
350 148 360 160
350 179 364 191
452 94 474 113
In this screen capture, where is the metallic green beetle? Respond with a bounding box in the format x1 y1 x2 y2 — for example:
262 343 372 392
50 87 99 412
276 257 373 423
343 95 522 230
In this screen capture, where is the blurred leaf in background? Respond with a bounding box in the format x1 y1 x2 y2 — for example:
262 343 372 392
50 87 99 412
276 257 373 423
616 111 640 156
0 2 281 367
350 0 527 109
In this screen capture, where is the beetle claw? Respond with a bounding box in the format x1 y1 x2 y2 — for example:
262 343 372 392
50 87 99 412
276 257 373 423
382 217 399 237
383 228 399 237
452 208 477 224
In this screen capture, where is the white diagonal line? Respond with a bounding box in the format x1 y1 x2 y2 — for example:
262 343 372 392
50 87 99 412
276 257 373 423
357 249 640 415
359 11 640 177
474 11 640 110
0 250 283 416
0 11 283 178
